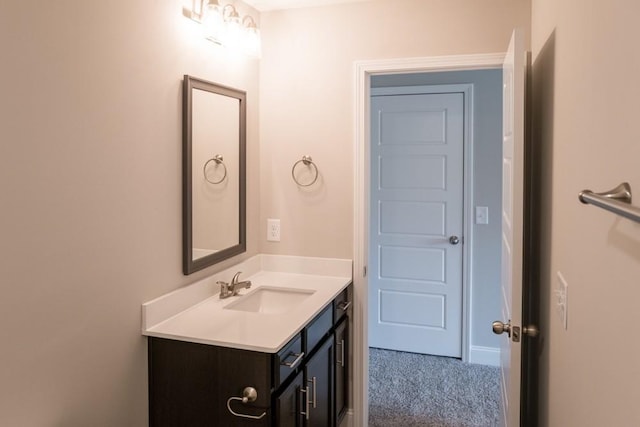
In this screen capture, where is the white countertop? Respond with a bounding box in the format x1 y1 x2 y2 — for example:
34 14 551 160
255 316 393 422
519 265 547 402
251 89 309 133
142 255 352 353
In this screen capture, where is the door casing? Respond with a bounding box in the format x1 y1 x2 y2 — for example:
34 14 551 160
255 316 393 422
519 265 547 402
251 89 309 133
352 53 506 427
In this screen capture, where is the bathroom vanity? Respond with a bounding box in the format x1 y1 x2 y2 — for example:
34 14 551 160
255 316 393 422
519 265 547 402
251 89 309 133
142 255 352 427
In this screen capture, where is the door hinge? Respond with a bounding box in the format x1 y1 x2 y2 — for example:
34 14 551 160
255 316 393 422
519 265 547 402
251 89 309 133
363 266 367 277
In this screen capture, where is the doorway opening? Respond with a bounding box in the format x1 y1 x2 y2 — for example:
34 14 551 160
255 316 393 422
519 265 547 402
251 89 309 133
367 70 502 426
352 53 507 427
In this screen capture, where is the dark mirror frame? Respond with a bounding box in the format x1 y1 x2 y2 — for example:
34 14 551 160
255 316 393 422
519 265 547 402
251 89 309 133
183 75 246 275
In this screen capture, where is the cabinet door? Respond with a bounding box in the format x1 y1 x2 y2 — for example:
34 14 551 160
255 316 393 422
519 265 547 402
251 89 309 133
305 338 334 427
275 371 304 427
334 318 348 425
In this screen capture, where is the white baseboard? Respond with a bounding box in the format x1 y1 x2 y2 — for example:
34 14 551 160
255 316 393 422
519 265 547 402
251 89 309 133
468 345 500 366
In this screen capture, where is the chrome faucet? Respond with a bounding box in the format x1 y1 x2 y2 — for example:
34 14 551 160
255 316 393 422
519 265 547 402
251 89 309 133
218 271 252 299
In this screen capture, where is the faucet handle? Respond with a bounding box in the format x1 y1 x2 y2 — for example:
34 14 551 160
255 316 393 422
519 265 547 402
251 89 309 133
231 271 243 284
218 280 231 299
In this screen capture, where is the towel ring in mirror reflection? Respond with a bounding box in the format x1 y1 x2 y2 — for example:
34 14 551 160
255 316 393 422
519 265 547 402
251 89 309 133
203 154 227 184
291 155 319 187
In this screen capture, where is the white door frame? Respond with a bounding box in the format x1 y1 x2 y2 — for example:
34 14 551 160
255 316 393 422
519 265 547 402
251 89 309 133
352 53 505 427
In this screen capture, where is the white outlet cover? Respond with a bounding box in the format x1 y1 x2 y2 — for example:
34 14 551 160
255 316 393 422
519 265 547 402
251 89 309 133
267 218 281 242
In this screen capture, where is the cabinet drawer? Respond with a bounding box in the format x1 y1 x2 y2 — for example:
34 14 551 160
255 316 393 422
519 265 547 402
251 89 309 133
275 334 304 387
305 305 333 354
333 284 352 324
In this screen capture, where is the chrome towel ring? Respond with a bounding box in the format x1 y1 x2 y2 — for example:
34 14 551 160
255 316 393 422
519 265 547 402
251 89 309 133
291 155 319 187
203 154 227 184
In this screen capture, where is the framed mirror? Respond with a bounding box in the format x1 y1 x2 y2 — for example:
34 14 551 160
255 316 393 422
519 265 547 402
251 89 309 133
183 75 246 274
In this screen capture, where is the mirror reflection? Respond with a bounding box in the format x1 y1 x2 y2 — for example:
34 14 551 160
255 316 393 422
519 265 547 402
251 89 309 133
192 89 239 259
183 75 246 274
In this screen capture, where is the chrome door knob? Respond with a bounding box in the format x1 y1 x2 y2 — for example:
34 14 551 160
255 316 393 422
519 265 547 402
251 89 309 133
449 235 460 245
523 325 540 337
492 320 511 337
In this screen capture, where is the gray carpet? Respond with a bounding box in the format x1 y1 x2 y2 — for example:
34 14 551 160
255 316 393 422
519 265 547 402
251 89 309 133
368 348 500 427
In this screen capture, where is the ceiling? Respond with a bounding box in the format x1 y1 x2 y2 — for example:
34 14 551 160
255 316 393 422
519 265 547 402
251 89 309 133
242 0 372 11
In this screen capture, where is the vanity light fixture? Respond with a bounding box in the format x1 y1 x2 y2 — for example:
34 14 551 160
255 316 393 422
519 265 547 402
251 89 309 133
183 0 262 58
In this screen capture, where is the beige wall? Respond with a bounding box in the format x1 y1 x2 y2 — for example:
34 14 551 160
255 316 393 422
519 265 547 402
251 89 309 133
0 0 540 425
258 0 531 258
0 0 259 425
531 0 640 425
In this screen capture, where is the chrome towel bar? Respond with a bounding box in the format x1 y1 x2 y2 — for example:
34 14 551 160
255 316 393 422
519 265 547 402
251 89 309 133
579 182 640 223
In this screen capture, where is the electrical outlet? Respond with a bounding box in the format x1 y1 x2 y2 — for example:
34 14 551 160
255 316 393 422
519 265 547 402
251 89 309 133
475 206 489 224
267 219 280 242
555 272 569 330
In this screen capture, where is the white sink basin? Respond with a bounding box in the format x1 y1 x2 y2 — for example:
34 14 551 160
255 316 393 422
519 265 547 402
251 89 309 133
224 286 316 314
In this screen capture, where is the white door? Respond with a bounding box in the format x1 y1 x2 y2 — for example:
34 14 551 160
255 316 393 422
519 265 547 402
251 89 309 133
497 29 526 427
368 91 464 357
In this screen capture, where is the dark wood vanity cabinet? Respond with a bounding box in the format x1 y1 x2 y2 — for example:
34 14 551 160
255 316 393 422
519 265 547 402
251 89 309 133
148 283 352 427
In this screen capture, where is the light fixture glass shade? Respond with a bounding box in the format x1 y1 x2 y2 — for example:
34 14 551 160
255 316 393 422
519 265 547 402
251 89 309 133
222 8 243 51
202 1 224 44
244 26 261 58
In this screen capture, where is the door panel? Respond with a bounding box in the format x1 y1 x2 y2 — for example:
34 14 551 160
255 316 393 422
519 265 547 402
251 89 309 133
379 201 445 235
379 246 445 282
275 371 303 427
499 29 526 427
305 338 333 427
379 110 447 143
335 319 348 425
379 155 446 189
369 91 464 357
379 290 445 328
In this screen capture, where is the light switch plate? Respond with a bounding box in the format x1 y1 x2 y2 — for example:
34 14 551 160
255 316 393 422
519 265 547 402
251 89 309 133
475 206 489 224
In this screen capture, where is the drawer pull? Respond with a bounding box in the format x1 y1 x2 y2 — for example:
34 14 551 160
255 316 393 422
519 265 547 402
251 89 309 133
338 301 352 311
308 377 317 408
300 386 310 420
282 351 305 369
337 339 345 367
226 387 267 420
